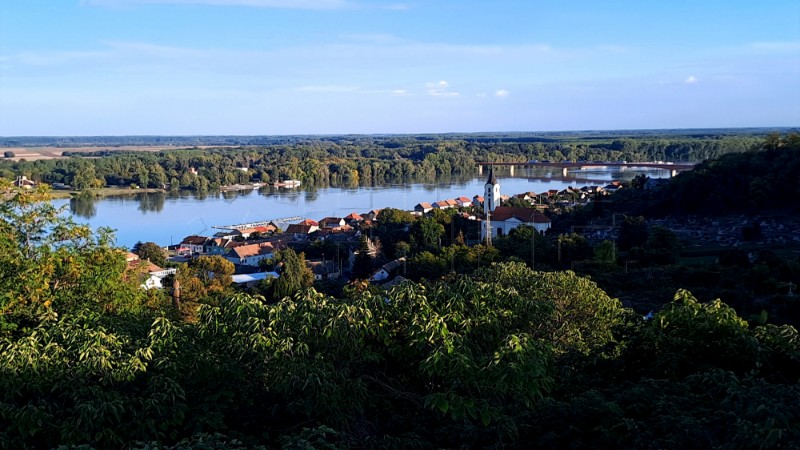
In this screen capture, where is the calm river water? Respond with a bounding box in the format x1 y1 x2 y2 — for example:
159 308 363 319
54 166 671 249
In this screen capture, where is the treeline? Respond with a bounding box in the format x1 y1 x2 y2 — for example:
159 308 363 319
1 132 770 190
1 176 799 448
607 133 800 216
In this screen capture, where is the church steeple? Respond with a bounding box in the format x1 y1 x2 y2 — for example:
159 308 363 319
484 165 500 215
486 165 497 186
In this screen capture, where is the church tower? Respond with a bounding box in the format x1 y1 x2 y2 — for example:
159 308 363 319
483 165 500 215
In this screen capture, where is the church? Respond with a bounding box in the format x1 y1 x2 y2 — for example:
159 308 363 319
480 166 551 240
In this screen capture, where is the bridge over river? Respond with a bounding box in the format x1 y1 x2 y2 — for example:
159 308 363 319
476 161 698 177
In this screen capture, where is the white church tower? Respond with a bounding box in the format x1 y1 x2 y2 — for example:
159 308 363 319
483 165 500 215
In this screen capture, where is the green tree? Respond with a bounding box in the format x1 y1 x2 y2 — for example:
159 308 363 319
132 241 167 268
0 183 149 322
272 248 314 301
176 255 234 305
352 236 376 280
410 217 444 253
618 215 649 251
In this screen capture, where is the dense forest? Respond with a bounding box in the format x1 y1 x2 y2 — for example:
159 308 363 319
0 130 778 191
1 135 799 448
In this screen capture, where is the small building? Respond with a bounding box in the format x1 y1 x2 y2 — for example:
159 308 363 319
433 200 451 210
363 209 383 221
125 252 176 289
306 260 340 281
319 217 346 229
604 181 623 192
285 223 320 237
457 196 472 208
344 212 364 225
224 242 281 267
415 202 433 214
15 176 36 189
370 257 407 282
204 237 247 256
481 206 551 240
179 235 208 255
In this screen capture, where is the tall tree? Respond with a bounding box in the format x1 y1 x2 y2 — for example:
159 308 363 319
132 241 167 268
271 248 314 301
352 236 376 280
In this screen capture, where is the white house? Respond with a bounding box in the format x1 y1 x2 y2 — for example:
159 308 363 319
224 242 280 266
370 257 406 282
481 206 551 239
179 235 207 255
126 252 177 289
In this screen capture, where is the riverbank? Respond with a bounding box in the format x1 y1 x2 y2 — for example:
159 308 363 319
49 187 168 199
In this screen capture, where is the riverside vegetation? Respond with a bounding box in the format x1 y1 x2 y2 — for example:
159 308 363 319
0 130 772 191
0 133 799 448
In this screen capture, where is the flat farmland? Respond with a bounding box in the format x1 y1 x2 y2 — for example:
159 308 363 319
3 145 233 161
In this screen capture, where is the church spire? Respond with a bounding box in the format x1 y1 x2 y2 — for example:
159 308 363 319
483 165 500 215
485 165 497 186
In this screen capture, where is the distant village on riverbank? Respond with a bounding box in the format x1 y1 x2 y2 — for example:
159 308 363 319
130 169 640 289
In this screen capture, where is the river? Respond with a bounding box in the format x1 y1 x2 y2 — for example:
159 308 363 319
53 166 671 249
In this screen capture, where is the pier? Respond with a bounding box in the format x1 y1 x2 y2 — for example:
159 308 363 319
213 216 302 230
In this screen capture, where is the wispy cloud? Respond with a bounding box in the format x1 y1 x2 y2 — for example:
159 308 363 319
426 80 458 97
495 89 510 98
81 0 351 9
684 75 698 84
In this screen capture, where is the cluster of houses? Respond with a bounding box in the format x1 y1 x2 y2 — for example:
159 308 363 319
133 168 625 289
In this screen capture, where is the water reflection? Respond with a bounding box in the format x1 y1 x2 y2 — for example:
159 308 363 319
70 197 97 219
138 192 165 213
57 168 672 248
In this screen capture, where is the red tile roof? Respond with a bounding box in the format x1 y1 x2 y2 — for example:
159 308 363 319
490 207 551 223
181 235 207 245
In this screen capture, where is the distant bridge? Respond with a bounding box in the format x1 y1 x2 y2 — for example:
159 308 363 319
476 161 698 177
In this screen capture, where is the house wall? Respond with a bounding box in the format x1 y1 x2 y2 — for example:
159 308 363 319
480 220 551 239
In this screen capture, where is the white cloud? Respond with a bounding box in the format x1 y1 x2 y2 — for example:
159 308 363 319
426 80 458 96
684 75 698 84
82 0 350 9
495 89 510 98
392 89 408 96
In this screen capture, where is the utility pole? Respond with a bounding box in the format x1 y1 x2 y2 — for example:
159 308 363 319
172 277 181 311
485 212 492 247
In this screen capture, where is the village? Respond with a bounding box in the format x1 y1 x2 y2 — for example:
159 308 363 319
127 168 630 290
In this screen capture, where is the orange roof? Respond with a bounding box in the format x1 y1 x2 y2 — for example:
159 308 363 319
490 207 551 223
345 212 364 221
231 242 276 259
286 224 316 234
181 235 207 245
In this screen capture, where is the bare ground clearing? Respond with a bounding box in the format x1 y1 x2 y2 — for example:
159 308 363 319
3 145 237 161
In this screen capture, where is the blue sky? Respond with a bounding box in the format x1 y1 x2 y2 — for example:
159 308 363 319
1 0 798 135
